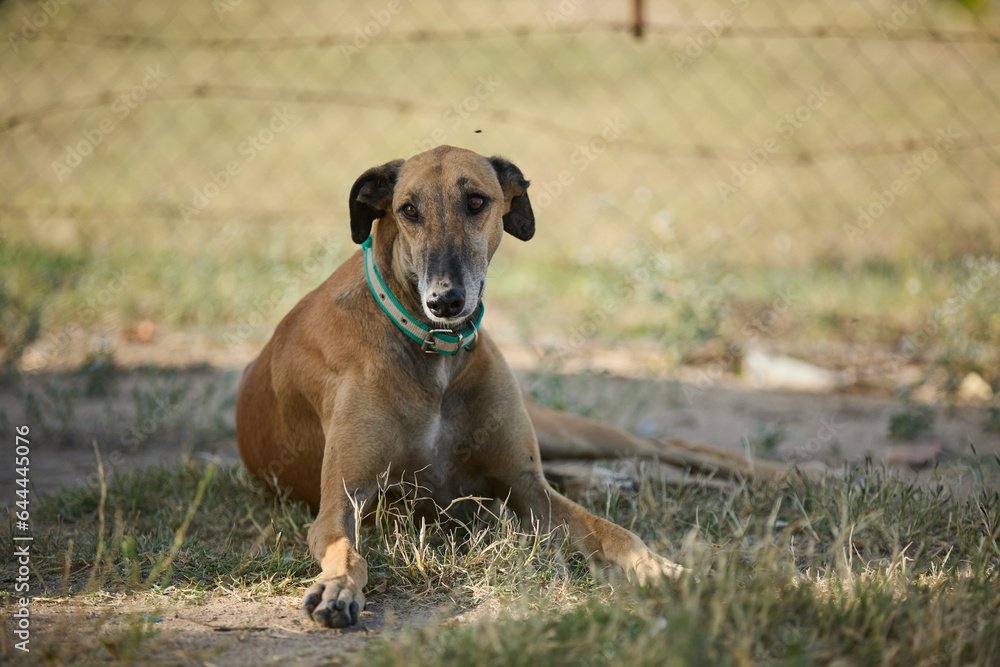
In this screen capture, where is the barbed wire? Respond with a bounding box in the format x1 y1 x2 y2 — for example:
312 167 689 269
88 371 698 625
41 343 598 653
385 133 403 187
0 202 314 223
5 83 1000 163
19 21 1000 52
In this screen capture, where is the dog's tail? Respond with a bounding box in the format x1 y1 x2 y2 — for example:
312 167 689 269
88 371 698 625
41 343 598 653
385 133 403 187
524 396 797 481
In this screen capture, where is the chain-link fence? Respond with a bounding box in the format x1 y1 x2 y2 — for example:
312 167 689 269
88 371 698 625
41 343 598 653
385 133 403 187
2 0 999 374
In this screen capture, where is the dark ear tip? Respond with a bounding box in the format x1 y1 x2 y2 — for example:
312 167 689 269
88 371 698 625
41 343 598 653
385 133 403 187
503 194 535 241
517 218 536 241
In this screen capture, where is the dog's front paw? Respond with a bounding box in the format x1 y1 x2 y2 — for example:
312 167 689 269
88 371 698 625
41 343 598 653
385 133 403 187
300 577 366 628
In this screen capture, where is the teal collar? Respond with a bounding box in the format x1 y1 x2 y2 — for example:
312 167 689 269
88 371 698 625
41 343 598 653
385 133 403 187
362 235 483 355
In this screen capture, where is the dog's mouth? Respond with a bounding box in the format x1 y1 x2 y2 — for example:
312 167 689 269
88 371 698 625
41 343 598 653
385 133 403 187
426 314 467 329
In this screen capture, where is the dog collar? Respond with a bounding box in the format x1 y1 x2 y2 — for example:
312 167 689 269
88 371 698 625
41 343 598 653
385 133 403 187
362 235 483 355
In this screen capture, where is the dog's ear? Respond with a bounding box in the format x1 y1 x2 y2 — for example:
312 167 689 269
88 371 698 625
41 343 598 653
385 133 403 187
348 159 404 244
489 155 535 241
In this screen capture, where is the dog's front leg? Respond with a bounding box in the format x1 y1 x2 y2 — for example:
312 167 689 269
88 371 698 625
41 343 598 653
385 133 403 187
300 415 390 628
301 478 371 628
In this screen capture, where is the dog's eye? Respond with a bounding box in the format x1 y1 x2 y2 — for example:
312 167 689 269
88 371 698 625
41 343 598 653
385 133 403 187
401 204 418 219
468 196 485 212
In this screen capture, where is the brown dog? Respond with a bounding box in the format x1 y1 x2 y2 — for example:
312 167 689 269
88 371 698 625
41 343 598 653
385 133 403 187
235 145 792 628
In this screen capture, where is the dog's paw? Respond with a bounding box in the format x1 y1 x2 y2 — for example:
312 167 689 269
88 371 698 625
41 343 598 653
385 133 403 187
300 577 366 628
632 552 689 585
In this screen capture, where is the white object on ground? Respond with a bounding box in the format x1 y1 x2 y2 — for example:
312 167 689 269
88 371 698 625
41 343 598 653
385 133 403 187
957 372 993 403
743 348 840 392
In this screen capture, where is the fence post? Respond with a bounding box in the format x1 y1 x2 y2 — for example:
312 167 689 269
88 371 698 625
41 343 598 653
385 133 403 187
632 0 644 38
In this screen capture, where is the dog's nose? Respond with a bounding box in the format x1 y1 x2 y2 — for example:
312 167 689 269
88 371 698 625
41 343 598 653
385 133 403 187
426 288 465 319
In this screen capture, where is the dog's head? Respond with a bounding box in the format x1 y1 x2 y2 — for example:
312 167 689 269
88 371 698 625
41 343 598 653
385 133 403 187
348 145 534 327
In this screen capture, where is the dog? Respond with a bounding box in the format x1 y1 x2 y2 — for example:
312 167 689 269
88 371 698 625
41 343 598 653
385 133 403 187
235 145 796 628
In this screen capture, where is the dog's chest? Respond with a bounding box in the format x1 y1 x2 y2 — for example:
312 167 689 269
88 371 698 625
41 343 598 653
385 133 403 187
402 410 490 501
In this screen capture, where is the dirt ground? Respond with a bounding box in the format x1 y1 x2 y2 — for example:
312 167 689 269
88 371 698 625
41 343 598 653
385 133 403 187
23 591 482 665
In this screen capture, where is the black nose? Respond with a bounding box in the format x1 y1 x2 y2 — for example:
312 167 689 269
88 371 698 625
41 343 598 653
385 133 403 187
426 288 465 319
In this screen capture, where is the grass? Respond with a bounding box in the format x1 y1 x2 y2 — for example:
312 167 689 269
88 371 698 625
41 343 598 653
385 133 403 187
2 455 998 664
361 566 1000 666
742 421 788 460
888 400 937 442
7 362 236 454
0 239 88 377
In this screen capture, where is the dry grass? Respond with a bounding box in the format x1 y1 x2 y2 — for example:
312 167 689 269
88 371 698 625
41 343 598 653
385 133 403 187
2 453 998 664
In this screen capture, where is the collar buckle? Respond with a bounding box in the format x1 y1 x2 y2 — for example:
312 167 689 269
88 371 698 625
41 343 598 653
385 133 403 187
421 329 454 354
463 321 479 353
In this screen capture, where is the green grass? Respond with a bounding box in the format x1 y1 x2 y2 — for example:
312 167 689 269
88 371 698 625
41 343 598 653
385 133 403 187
361 568 1000 666
8 363 237 453
2 457 998 664
0 238 89 376
888 401 937 442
